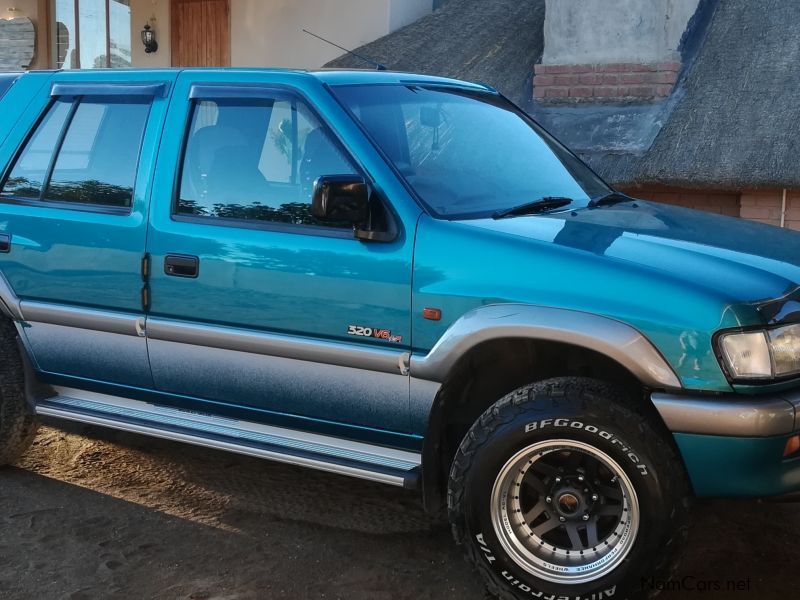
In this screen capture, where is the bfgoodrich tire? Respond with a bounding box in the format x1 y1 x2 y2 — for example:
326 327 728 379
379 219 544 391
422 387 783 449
0 319 38 466
448 377 689 600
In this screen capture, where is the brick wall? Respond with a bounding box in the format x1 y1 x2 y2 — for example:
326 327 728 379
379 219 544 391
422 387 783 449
739 190 800 230
533 61 681 103
621 186 800 232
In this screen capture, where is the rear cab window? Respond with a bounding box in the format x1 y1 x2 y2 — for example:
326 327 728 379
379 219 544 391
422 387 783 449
0 88 155 213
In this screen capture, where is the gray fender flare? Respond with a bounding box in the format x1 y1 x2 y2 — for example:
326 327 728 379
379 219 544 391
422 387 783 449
410 303 681 389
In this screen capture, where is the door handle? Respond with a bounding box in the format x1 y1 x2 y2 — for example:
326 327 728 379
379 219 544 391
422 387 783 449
164 254 199 278
0 233 11 253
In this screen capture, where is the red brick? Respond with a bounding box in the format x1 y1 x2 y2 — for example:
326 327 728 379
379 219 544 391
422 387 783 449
601 73 619 85
569 64 596 73
544 87 569 98
569 86 594 97
533 86 547 98
655 60 682 72
650 70 679 84
740 206 775 220
628 85 656 97
578 73 603 85
620 72 646 84
786 221 800 232
627 63 652 72
757 194 782 206
596 62 629 72
594 86 618 97
540 64 573 74
553 74 582 85
655 85 674 96
534 63 548 74
534 74 556 86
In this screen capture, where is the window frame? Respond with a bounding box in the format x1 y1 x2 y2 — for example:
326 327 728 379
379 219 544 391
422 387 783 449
171 84 384 240
0 93 153 216
51 0 133 70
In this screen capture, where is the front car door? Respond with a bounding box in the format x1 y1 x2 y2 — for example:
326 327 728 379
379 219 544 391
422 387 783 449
145 71 421 446
0 71 176 388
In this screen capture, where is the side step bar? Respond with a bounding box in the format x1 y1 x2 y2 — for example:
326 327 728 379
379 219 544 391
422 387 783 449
35 388 421 488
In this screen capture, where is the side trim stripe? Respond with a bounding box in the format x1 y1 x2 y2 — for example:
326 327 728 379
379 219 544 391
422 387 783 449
21 301 142 337
146 317 404 375
17 301 405 374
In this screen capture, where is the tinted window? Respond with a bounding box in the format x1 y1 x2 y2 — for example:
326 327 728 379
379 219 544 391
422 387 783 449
46 98 149 207
333 84 609 219
177 96 356 228
1 100 72 200
0 96 150 210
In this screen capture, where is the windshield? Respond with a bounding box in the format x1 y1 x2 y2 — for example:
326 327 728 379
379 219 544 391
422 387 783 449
332 84 610 219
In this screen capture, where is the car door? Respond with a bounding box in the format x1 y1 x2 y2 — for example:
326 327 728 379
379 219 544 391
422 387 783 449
144 71 419 439
0 71 176 388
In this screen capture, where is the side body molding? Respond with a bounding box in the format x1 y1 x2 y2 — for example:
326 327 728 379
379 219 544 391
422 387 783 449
410 304 682 389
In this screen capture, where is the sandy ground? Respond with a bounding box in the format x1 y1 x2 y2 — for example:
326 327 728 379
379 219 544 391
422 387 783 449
1 421 798 600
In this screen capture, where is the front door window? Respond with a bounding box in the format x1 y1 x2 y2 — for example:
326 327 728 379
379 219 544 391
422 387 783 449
53 0 132 69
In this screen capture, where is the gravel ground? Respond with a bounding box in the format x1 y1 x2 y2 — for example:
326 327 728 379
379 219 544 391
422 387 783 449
1 421 798 600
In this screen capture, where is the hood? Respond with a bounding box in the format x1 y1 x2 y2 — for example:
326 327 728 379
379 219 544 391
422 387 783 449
413 202 800 392
464 200 800 308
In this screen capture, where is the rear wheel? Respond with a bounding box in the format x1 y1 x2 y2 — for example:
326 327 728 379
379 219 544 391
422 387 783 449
448 377 689 600
0 320 38 466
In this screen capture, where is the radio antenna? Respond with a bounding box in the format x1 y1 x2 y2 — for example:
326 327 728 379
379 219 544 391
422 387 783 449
303 29 387 71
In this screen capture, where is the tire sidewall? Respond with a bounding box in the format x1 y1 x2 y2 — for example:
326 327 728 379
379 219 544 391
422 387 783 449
458 399 674 600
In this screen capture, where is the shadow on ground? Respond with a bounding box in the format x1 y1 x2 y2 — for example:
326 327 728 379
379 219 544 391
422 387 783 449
0 422 796 599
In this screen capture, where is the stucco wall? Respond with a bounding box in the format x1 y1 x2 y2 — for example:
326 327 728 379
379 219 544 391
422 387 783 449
230 0 432 69
542 0 700 65
131 0 432 69
130 0 171 68
8 0 430 70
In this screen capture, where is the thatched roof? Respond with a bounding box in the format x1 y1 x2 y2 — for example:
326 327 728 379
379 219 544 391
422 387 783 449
327 0 800 189
324 0 545 104
533 0 800 189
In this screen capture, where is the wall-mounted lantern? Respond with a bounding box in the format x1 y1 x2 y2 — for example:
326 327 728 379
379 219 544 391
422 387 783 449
141 22 158 54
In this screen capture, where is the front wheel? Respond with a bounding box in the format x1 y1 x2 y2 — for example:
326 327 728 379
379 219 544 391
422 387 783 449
448 377 689 600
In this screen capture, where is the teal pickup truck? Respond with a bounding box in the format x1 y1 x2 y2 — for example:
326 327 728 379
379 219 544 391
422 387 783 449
1 68 800 600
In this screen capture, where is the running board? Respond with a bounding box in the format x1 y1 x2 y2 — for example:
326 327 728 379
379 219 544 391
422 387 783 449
35 387 421 488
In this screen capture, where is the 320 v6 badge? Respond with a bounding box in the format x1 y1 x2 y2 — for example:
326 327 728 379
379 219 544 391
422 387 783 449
347 325 403 344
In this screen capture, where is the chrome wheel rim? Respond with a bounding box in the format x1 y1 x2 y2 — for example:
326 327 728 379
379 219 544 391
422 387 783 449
490 439 639 585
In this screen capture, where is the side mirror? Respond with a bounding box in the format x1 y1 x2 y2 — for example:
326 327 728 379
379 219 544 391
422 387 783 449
312 175 369 224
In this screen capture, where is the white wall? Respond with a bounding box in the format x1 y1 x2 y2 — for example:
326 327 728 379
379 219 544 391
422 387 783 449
542 0 700 65
128 0 431 69
388 0 431 32
230 0 431 69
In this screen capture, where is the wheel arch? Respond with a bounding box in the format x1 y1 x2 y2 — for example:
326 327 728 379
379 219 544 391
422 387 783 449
414 304 682 514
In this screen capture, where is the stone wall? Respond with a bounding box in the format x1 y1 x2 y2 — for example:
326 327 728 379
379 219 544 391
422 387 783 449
0 17 36 71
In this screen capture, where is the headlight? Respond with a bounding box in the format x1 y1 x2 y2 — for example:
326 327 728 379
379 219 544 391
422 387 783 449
718 324 800 380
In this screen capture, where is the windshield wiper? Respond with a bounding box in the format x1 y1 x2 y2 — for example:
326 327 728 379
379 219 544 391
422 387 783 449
587 191 635 208
492 197 573 219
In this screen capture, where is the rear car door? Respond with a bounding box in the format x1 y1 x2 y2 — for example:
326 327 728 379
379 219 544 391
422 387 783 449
0 72 176 388
144 71 418 442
